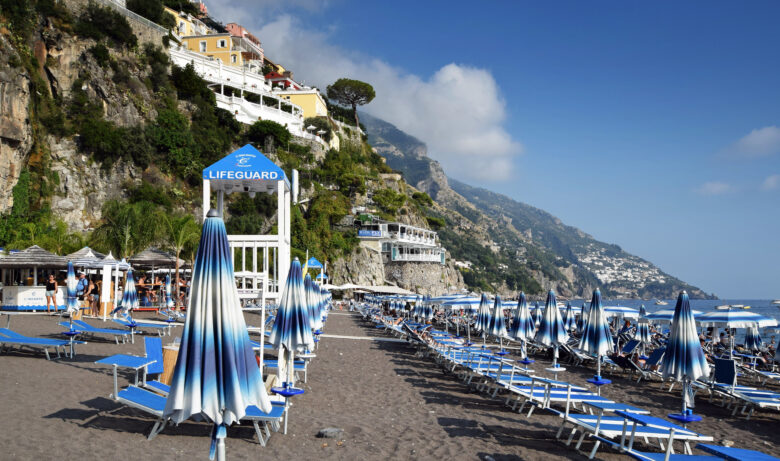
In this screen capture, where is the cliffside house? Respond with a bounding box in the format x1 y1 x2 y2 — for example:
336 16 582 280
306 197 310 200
357 219 446 265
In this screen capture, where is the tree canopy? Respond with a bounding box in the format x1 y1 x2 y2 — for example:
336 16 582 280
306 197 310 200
326 78 375 128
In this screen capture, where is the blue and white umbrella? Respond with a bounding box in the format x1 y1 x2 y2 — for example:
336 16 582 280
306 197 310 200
163 211 270 461
270 258 315 354
165 274 174 309
475 293 492 341
660 291 710 416
304 274 319 331
510 292 535 360
646 309 703 323
698 308 776 358
443 297 480 314
603 305 639 319
577 303 587 334
744 326 762 351
535 290 568 367
113 269 139 319
579 289 613 380
562 302 575 331
531 302 541 328
65 261 79 328
635 305 651 353
424 296 434 321
488 295 509 345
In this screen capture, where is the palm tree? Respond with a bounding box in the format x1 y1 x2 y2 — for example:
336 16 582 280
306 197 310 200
162 214 200 308
93 201 162 258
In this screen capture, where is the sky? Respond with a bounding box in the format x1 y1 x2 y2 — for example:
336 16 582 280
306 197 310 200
206 1 780 298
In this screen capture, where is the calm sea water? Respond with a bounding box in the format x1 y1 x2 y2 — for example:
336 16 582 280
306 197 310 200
570 299 780 343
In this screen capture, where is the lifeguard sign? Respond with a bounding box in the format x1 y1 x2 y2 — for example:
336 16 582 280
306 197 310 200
202 144 291 306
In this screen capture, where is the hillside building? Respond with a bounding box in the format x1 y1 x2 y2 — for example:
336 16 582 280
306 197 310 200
357 219 446 265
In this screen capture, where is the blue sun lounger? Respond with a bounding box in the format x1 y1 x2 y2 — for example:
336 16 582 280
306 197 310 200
60 320 128 344
116 385 285 446
113 316 174 337
0 327 84 360
585 410 713 460
695 443 780 461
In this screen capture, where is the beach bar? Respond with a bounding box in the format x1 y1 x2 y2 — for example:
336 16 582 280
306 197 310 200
0 246 67 311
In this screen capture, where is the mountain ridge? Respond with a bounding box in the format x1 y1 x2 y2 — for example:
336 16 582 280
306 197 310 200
362 111 715 299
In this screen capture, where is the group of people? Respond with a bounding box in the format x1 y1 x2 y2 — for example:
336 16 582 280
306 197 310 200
43 271 191 315
44 272 101 315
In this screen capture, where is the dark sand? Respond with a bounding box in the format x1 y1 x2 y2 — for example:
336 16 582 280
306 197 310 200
0 310 778 460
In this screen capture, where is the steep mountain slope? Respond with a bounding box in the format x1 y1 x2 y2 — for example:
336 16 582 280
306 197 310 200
362 112 714 299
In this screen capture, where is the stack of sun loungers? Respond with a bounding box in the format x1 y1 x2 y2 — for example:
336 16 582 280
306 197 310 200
358 304 780 461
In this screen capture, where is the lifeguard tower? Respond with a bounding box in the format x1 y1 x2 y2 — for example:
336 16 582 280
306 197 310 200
202 144 292 307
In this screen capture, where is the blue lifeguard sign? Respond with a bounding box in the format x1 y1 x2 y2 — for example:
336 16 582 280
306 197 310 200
202 144 292 307
306 257 323 269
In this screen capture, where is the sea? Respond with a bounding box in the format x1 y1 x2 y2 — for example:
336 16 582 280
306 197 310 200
574 298 780 344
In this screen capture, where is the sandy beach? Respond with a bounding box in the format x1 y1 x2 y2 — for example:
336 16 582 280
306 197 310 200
1 310 778 460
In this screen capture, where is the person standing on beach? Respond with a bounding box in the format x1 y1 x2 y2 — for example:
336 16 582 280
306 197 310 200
45 274 58 314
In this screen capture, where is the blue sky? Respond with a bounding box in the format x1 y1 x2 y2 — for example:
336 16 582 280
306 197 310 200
209 1 780 298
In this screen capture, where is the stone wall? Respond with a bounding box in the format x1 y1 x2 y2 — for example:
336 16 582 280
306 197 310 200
63 0 169 48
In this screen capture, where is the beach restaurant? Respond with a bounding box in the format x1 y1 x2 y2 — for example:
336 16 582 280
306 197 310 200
0 245 67 311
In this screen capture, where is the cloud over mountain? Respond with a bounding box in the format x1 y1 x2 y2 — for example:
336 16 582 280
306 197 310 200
204 5 521 181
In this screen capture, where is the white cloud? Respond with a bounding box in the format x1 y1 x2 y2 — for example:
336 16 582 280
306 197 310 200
202 8 521 181
725 126 780 158
695 181 735 196
762 174 780 191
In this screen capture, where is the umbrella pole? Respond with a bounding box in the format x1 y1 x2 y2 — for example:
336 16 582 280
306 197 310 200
259 295 265 374
217 438 225 461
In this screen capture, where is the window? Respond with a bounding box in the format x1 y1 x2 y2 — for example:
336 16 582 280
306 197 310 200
231 54 237 63
199 41 206 52
217 39 227 48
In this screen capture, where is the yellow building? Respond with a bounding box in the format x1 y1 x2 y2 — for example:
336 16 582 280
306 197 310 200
275 89 328 119
165 7 210 38
181 33 245 66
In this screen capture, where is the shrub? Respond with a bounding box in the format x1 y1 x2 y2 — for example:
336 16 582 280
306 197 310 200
89 43 110 67
426 216 445 230
142 43 170 91
126 0 172 28
170 64 214 102
74 2 137 49
128 181 172 208
247 120 291 148
146 108 197 177
372 188 406 216
412 191 433 207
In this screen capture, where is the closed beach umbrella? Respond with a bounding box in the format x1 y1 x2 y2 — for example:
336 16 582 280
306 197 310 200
165 274 174 309
475 293 491 339
510 292 535 361
577 303 588 334
562 302 575 331
65 261 79 328
163 211 270 461
660 291 710 416
744 326 762 351
304 274 318 331
635 305 651 358
270 258 315 354
532 302 541 328
115 269 139 319
579 289 613 380
488 295 509 343
535 290 568 367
